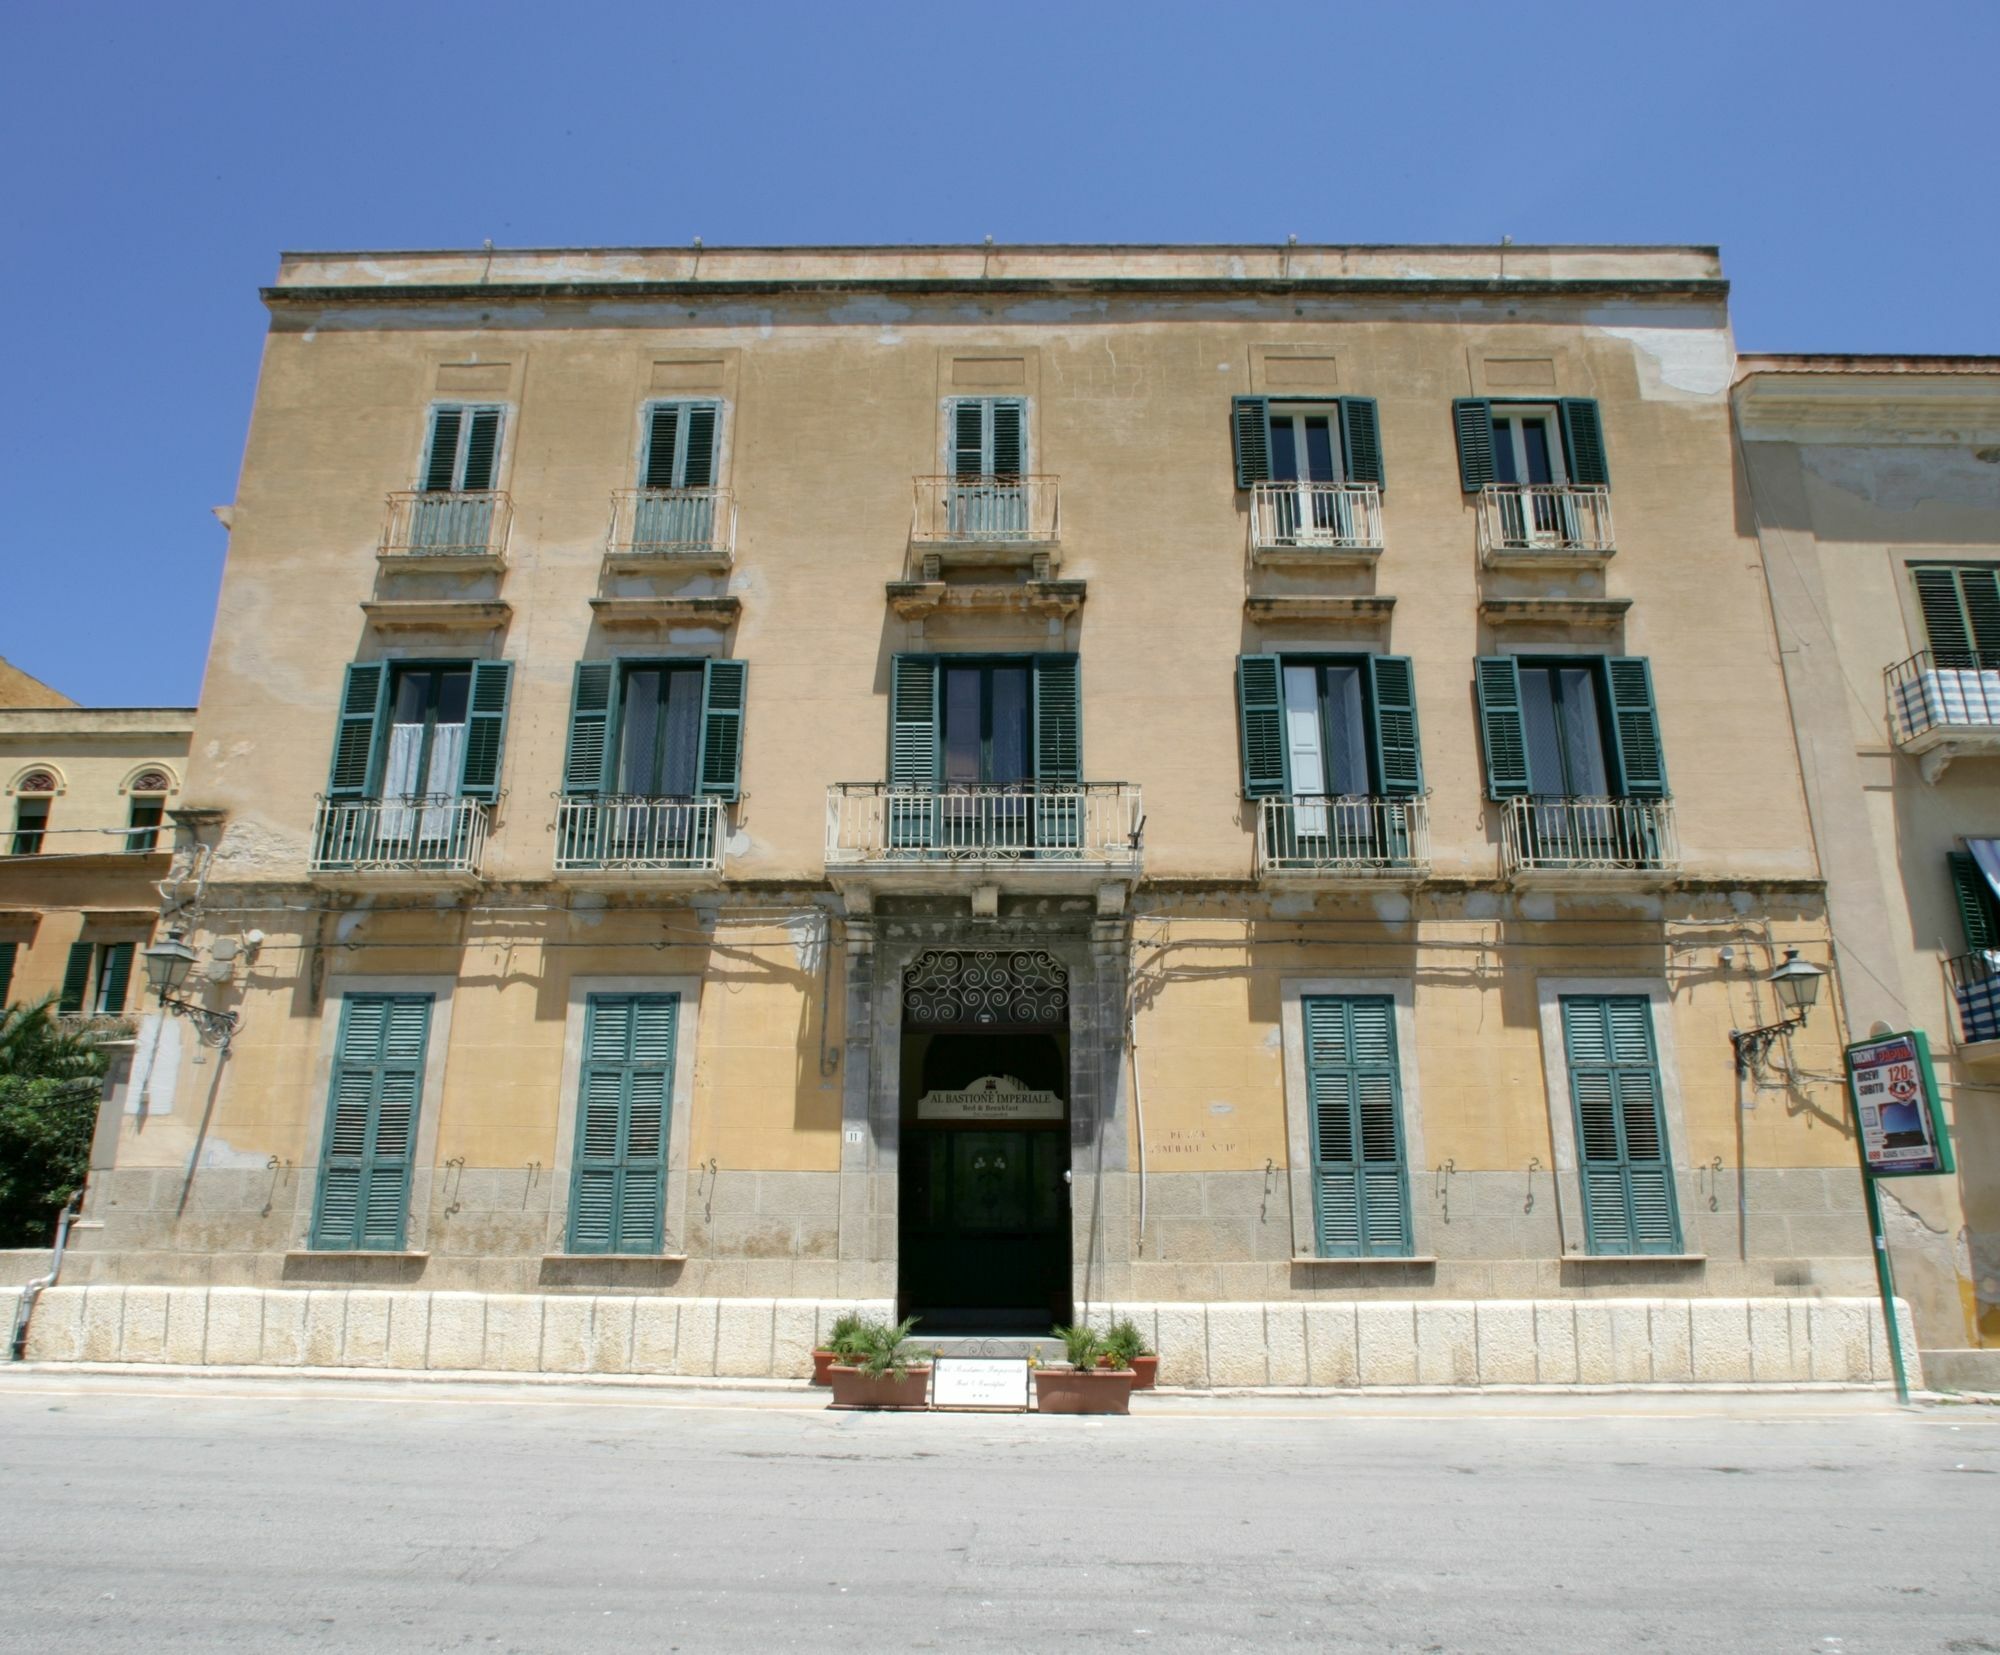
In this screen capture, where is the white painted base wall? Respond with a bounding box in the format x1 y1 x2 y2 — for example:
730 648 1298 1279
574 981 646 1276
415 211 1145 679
10 1287 1920 1389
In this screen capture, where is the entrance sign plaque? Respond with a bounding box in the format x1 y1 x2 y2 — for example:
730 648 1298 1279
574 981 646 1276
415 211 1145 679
918 1074 1063 1123
1845 1029 1955 1177
931 1357 1031 1411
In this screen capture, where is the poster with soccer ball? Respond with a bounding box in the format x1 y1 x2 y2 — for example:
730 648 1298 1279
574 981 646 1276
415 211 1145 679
1844 1029 1955 1177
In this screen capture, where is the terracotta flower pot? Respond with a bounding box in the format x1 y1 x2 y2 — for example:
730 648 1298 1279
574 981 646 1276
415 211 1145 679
811 1349 838 1386
1034 1367 1136 1415
827 1364 931 1410
1128 1354 1160 1390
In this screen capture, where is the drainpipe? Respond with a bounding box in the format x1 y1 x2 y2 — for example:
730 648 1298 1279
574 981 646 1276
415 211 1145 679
9 1195 80 1361
1128 1007 1148 1252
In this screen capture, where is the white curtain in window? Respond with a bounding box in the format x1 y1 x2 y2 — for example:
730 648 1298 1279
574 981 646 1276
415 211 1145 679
1284 666 1327 836
1971 839 2000 903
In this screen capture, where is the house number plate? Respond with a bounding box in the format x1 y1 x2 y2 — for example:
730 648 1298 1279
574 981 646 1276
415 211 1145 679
930 1357 1030 1411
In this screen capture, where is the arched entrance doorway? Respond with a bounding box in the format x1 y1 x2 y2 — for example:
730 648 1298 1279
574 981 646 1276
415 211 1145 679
898 949 1072 1332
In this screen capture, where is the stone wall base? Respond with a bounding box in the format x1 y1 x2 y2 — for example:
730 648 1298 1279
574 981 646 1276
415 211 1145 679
7 1287 1918 1389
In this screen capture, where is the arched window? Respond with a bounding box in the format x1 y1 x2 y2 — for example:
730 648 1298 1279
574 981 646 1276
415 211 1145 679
129 769 174 795
16 768 57 795
10 770 57 856
125 771 174 854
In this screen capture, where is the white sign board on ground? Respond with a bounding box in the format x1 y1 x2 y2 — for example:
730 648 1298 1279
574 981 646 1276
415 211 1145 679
930 1358 1030 1411
917 1075 1063 1123
1844 1029 1954 1177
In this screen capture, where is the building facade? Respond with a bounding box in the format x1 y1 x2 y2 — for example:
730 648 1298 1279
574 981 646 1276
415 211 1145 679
1736 355 2000 1377
24 246 1908 1386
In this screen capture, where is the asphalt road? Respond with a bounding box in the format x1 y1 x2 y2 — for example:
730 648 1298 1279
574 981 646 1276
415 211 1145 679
1 1374 1996 1653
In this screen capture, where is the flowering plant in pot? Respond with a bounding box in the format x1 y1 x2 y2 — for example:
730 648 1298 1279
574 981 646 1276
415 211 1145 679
812 1310 868 1387
1100 1317 1159 1390
1033 1324 1136 1415
827 1316 931 1410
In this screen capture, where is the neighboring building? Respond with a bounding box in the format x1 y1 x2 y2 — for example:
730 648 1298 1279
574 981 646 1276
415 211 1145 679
0 699 194 1141
0 656 76 712
1736 355 2000 1376
27 245 1905 1386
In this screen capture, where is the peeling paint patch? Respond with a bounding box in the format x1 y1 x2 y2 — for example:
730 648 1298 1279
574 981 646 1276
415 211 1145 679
335 911 367 944
1370 892 1412 923
1269 894 1316 919
1802 445 2000 512
1518 893 1557 922
1463 892 1501 921
196 1137 271 1170
1589 324 1732 399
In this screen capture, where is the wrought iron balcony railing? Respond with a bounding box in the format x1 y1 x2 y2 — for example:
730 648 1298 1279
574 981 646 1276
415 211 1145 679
1249 482 1383 554
1477 484 1614 558
1946 951 2000 1047
1500 795 1677 877
311 795 490 877
826 782 1141 869
1256 795 1428 878
1886 649 2000 747
56 1012 140 1043
606 488 736 562
554 795 726 875
910 475 1060 546
381 491 512 559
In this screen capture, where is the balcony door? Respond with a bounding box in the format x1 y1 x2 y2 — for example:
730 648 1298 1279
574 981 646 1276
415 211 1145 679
947 398 1028 538
941 661 1032 853
413 405 502 552
611 664 708 860
1267 406 1351 544
1517 662 1631 862
1282 661 1370 846
381 666 470 848
1490 406 1582 547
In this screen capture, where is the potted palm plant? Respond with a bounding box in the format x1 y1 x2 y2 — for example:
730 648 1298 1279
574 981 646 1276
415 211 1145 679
1033 1324 1137 1415
1101 1317 1159 1390
826 1316 931 1410
812 1309 868 1387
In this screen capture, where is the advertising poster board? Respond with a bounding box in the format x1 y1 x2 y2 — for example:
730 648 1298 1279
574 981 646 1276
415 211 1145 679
1844 1029 1955 1177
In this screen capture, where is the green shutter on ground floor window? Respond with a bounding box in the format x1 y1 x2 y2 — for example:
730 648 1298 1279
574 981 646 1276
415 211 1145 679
1562 994 1681 1256
1303 995 1411 1257
96 942 133 1014
1605 657 1668 797
1949 851 2000 952
456 661 513 801
1559 398 1610 487
311 993 433 1252
1232 396 1271 488
1337 397 1384 489
1474 656 1530 798
1452 399 1496 491
0 941 16 1005
563 662 618 795
326 663 389 799
568 993 677 1254
698 659 748 801
59 942 92 1014
1236 655 1287 798
1366 655 1423 795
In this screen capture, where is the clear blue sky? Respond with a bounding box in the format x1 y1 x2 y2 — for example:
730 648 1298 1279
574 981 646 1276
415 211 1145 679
5 0 1994 707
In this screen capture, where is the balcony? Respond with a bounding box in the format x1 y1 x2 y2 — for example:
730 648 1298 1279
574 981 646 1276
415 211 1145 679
380 491 512 565
1248 482 1383 562
605 488 736 570
909 476 1060 571
1256 796 1429 885
1500 795 1678 886
825 782 1142 908
56 1012 139 1046
1945 951 2000 1073
1477 484 1614 563
1886 650 2000 777
310 795 489 887
553 795 726 885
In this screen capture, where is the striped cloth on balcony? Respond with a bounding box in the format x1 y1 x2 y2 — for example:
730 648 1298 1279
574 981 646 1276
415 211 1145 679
1956 954 2000 1044
1894 669 2000 741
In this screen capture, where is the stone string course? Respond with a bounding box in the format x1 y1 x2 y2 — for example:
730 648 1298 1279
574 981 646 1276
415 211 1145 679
8 1288 1919 1389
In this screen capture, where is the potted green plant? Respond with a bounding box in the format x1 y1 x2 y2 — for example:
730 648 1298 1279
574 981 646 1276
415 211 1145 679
826 1316 931 1410
1033 1324 1136 1415
812 1309 868 1387
1100 1317 1159 1390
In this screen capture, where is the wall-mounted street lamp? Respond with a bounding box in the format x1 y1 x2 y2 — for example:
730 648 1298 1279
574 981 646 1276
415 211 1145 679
1730 948 1826 1075
141 927 238 1054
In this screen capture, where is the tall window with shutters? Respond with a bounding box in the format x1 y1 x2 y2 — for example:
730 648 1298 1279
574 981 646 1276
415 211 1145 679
0 940 15 1006
1237 654 1423 867
946 397 1029 538
59 940 134 1017
1947 846 2000 1042
1231 396 1385 550
632 400 723 552
1560 994 1681 1255
311 993 434 1251
557 658 747 868
410 404 505 554
1913 564 2000 668
1302 995 1412 1257
1452 398 1611 553
567 993 677 1254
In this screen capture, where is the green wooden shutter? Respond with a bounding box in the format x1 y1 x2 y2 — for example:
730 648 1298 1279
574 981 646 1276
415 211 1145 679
681 403 719 488
1914 565 2000 665
952 401 987 478
1452 399 1496 490
0 941 16 1005
1338 398 1384 489
1964 569 2000 657
326 663 389 799
1236 655 1288 798
1563 995 1681 1255
59 942 92 1014
1304 995 1411 1257
461 409 502 491
563 662 618 795
1559 399 1610 487
1474 657 1530 798
642 405 681 489
96 942 134 1014
990 399 1025 476
1605 657 1668 797
1366 655 1423 795
888 655 940 848
1949 851 2000 952
421 408 463 491
697 659 748 801
311 992 433 1251
456 661 513 801
1232 396 1271 488
1033 654 1083 850
568 993 677 1254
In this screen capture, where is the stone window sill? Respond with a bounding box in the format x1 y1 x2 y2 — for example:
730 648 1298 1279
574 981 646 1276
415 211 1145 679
285 1250 430 1262
1562 1252 1707 1265
541 1253 688 1264
1291 1255 1437 1267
